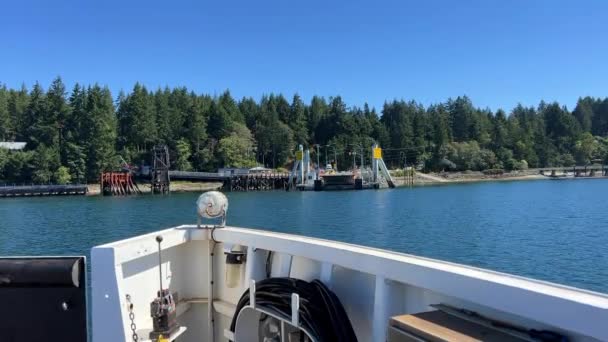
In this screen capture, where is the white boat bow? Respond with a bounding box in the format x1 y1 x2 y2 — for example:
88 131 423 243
91 193 608 342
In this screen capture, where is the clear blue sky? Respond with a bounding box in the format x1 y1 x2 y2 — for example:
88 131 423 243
1 0 607 112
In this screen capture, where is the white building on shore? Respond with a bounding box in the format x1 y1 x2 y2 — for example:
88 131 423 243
0 142 26 150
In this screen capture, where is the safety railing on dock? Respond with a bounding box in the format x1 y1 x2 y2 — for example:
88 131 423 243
224 173 291 191
168 171 228 181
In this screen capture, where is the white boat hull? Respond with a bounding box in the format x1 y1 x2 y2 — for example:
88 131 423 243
92 225 608 341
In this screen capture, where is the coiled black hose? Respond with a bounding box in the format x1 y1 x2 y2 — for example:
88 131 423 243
229 277 357 342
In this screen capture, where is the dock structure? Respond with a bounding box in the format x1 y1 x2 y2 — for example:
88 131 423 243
100 172 141 196
151 145 170 194
537 165 608 177
224 173 290 191
169 170 290 191
0 184 88 197
401 167 415 187
292 143 397 191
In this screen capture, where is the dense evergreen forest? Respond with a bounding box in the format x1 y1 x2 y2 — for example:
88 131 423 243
1 77 608 184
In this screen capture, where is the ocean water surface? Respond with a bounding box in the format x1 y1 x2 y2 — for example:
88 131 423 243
1 178 607 294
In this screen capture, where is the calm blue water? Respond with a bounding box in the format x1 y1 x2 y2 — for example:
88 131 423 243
1 179 607 294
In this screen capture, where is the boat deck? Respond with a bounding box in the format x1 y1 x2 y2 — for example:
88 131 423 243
91 225 608 342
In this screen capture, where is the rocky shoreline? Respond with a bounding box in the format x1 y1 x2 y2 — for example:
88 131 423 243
392 171 547 187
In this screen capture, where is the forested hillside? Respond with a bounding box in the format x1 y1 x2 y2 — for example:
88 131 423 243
1 77 607 184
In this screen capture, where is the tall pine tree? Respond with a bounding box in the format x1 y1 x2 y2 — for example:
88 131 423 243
84 85 117 181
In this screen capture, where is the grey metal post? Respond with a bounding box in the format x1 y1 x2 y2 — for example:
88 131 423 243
333 147 337 171
372 143 378 183
156 236 163 291
360 146 364 169
303 147 309 185
317 145 320 179
299 145 304 185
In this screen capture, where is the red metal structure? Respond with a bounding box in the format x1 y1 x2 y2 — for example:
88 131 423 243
100 172 142 196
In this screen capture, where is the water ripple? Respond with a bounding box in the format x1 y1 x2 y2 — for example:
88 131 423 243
0 179 606 294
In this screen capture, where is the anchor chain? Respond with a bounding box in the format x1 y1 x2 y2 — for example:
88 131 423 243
126 294 139 342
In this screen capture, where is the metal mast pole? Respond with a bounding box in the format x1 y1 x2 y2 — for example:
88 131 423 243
360 147 364 169
372 143 378 183
299 145 304 185
156 236 163 291
316 145 320 180
334 147 337 171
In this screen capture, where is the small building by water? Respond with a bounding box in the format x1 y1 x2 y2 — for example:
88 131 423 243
0 142 27 150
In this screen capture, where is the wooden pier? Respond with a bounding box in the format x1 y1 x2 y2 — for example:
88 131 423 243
0 184 88 197
169 170 290 192
224 173 290 191
537 165 608 178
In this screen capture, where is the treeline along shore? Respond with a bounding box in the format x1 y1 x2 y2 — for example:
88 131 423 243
1 76 608 185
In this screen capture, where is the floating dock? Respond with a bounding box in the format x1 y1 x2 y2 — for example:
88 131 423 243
303 178 377 191
0 184 88 197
